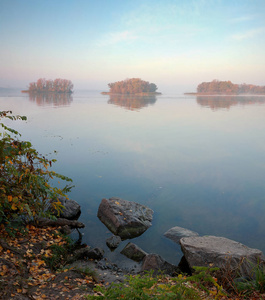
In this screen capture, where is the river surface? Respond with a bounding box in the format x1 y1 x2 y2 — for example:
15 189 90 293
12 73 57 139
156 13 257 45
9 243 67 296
1 90 265 267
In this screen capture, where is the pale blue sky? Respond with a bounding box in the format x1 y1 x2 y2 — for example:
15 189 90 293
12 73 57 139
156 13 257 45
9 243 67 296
0 0 265 92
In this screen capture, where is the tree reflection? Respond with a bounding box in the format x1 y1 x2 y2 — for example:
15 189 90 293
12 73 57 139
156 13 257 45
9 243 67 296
28 92 73 107
196 95 265 111
108 94 157 111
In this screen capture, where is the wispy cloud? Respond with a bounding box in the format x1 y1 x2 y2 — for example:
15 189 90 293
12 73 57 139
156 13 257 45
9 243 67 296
229 15 254 23
230 27 265 41
96 30 138 46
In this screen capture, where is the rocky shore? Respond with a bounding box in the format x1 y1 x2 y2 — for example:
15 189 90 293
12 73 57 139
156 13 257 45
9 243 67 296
65 196 265 281
1 196 264 299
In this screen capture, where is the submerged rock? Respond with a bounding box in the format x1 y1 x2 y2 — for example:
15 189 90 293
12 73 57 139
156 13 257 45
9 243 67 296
97 197 153 239
164 226 199 244
180 236 265 279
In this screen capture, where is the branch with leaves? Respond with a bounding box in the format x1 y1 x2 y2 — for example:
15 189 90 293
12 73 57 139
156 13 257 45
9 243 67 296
0 111 74 235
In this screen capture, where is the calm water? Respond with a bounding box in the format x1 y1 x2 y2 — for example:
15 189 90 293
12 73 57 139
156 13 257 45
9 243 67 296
1 90 265 267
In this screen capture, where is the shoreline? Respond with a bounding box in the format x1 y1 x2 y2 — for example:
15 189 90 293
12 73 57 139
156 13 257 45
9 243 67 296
21 90 73 94
1 196 265 299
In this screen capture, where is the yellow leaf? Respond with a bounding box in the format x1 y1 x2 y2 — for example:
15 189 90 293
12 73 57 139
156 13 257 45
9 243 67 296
37 260 45 266
19 174 23 183
11 203 17 210
8 195 12 202
9 160 13 165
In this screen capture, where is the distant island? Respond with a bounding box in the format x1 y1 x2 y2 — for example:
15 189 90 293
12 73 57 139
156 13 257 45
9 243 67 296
101 78 161 95
185 80 265 95
22 78 73 94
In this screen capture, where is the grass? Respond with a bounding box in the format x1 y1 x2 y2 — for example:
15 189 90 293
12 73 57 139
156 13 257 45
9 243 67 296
86 263 265 299
86 267 226 300
233 262 265 297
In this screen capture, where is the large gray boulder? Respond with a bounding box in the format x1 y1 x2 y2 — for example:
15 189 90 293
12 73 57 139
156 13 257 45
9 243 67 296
97 197 153 240
164 226 199 244
180 236 265 279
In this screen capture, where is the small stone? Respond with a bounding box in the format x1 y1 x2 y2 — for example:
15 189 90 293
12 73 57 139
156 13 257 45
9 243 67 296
141 254 180 276
120 242 148 262
86 248 104 260
106 235 122 249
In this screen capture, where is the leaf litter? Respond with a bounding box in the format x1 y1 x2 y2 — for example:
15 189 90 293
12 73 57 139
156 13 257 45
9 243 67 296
0 225 97 299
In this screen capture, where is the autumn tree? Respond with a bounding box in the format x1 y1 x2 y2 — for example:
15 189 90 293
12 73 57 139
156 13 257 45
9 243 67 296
27 78 74 93
197 80 265 95
107 78 158 94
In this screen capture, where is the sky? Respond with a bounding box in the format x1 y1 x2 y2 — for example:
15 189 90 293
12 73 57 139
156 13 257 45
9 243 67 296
0 0 265 93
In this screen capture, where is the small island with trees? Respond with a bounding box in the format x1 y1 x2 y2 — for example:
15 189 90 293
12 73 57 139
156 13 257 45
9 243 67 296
101 78 161 95
186 80 265 95
22 78 74 94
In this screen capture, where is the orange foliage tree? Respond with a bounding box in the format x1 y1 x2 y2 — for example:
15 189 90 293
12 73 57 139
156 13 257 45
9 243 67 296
108 78 158 94
28 78 73 93
197 80 265 95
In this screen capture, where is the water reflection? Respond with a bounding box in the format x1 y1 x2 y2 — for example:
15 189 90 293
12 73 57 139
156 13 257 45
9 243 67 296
197 95 265 111
108 94 157 111
28 92 73 107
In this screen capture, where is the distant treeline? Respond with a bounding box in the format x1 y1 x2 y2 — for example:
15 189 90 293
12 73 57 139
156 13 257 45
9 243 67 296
197 80 265 95
107 78 158 94
25 78 73 93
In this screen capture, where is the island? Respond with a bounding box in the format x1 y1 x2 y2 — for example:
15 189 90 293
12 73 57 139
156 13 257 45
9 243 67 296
185 80 265 95
21 78 74 94
101 78 161 95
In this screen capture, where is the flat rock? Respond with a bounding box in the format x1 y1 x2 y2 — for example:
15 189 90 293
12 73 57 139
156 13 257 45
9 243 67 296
97 197 153 239
121 242 148 262
180 236 265 279
164 226 199 244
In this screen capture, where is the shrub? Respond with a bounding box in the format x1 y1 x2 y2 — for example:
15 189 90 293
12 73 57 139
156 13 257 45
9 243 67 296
0 110 73 235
